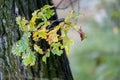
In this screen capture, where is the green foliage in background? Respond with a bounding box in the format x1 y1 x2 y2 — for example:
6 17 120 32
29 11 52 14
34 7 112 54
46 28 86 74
69 13 120 80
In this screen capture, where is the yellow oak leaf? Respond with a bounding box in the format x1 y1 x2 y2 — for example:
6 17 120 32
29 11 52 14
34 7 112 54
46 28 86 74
34 44 43 54
33 28 47 41
47 30 59 44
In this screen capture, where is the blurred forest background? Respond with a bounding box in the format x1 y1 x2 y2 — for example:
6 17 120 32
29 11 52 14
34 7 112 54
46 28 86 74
53 0 120 80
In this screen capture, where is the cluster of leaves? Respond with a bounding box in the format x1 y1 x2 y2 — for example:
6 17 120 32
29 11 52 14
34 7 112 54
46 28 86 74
12 5 84 66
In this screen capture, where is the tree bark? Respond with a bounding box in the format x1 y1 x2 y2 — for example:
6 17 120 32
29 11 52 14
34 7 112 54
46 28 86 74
0 0 73 80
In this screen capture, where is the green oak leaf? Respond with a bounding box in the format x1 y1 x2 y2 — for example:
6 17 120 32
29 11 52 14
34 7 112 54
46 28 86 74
22 48 36 66
51 42 63 56
61 36 73 54
12 32 31 56
42 50 50 63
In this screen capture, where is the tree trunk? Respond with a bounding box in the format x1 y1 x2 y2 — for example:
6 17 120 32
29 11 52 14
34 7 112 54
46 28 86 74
0 0 73 80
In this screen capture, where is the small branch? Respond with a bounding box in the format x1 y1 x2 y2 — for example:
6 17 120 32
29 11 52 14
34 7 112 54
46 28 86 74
47 18 64 29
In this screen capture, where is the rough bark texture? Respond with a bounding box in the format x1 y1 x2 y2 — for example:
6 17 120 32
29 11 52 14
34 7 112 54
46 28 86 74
0 0 73 80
